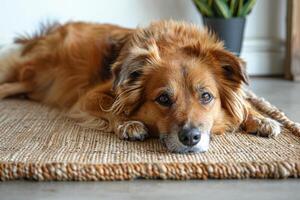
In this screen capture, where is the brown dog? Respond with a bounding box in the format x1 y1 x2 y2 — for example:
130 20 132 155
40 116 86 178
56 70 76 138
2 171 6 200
0 20 280 153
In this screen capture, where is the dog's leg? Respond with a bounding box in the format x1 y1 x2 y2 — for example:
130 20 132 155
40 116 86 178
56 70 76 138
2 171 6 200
68 83 148 141
242 107 281 138
0 82 32 99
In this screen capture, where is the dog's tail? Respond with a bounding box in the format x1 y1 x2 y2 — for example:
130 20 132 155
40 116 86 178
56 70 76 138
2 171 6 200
0 43 24 84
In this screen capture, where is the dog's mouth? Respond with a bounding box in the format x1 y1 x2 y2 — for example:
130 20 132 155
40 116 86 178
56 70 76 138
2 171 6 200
160 131 211 153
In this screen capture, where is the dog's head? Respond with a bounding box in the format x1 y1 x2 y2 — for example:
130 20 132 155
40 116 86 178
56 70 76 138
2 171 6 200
111 21 248 153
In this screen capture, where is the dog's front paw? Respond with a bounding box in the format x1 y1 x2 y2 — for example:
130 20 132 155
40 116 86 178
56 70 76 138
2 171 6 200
244 115 281 138
116 121 148 141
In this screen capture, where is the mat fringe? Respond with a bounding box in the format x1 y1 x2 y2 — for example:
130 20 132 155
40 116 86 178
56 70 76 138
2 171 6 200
245 90 300 137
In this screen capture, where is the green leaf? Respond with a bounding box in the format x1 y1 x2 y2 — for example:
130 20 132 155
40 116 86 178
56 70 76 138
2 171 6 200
193 0 214 17
237 0 244 16
229 0 238 16
239 0 256 17
214 0 232 18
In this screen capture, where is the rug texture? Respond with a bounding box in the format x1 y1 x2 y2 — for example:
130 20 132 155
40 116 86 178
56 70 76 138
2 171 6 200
0 91 300 181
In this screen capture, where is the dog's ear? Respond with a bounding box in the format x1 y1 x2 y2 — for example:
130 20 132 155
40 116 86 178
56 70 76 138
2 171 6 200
212 49 248 85
111 40 161 115
112 39 161 88
110 56 145 115
112 55 145 90
210 49 249 125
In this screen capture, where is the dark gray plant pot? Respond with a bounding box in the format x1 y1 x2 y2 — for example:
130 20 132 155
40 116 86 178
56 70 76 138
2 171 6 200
203 17 246 56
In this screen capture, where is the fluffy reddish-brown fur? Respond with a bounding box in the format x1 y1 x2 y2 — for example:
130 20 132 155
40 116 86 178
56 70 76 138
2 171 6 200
0 20 281 153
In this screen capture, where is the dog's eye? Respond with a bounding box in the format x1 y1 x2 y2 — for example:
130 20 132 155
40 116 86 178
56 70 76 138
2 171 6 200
156 93 173 107
200 92 213 104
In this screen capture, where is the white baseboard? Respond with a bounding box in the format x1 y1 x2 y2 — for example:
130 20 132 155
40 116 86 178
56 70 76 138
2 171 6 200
241 38 285 75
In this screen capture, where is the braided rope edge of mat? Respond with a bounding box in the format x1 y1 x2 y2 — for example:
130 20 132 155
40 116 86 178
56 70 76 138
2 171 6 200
1 91 300 181
1 161 300 181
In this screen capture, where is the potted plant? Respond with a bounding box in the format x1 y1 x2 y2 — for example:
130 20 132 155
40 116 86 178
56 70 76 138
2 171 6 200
193 0 256 56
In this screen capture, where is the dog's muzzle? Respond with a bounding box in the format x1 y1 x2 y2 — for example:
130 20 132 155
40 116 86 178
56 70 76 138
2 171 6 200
178 127 201 147
160 124 210 153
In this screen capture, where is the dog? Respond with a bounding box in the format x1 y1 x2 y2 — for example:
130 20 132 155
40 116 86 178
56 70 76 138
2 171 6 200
0 20 281 153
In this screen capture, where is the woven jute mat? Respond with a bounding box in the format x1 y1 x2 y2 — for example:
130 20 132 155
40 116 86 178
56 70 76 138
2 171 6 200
0 92 300 181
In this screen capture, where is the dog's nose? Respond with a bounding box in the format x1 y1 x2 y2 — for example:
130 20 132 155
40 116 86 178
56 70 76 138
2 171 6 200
178 127 201 147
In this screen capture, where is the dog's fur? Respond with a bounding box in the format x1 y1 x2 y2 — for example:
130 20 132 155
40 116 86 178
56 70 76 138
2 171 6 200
0 20 281 153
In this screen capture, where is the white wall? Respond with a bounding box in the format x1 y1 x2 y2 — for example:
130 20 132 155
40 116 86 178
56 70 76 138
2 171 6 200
241 0 286 75
0 0 286 75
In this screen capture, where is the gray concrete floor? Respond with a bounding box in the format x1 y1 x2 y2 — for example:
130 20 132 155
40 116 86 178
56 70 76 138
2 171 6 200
0 78 300 200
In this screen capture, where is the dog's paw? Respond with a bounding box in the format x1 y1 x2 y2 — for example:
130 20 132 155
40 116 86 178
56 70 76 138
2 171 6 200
256 118 281 138
244 116 281 138
116 121 148 141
